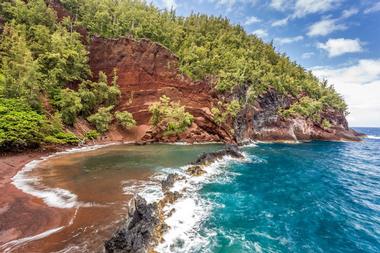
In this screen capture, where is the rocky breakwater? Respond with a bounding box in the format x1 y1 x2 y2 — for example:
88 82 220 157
104 145 244 253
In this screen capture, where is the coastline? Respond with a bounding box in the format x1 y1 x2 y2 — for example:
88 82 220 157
0 136 366 252
0 142 122 251
105 145 246 253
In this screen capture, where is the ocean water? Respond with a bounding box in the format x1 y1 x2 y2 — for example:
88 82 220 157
162 128 380 253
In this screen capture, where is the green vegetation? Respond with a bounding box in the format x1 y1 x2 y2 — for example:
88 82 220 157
0 99 46 150
321 119 332 129
84 130 100 140
60 0 347 117
280 97 323 122
211 99 241 125
0 0 121 151
149 95 193 135
0 0 348 150
87 106 114 133
115 111 136 130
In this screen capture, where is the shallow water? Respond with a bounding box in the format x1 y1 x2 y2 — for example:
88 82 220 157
7 144 221 253
164 128 380 253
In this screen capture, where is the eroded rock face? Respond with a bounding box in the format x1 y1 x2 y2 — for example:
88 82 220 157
234 88 361 142
89 37 232 143
88 37 360 143
104 196 159 253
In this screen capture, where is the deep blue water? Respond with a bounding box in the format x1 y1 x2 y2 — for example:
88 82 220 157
196 128 380 253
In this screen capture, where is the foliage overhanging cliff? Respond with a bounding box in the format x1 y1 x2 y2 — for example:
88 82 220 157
0 0 359 151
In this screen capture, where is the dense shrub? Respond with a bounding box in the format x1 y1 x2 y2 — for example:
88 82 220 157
115 111 136 130
44 131 79 145
280 97 323 122
55 88 82 125
0 98 47 150
149 95 193 135
87 106 114 133
84 130 100 140
211 99 241 126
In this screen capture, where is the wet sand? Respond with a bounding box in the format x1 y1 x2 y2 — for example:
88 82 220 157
0 151 75 252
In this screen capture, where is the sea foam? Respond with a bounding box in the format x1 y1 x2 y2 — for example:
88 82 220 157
12 144 117 209
155 154 250 253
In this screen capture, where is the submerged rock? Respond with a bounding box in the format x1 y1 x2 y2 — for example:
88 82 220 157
193 144 244 165
104 196 159 253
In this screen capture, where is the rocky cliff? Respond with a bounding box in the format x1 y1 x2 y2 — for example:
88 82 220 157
46 0 361 144
87 36 361 143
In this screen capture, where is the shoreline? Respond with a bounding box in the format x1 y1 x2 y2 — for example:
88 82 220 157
0 137 366 252
0 141 123 251
105 145 246 253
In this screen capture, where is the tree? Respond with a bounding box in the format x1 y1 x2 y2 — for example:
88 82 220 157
56 88 82 125
0 23 41 108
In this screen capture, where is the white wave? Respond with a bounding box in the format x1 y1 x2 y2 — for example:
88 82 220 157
12 144 117 209
366 135 380 140
122 180 164 204
1 208 79 253
156 155 246 253
0 226 64 253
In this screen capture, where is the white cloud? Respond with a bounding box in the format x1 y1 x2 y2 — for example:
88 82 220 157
251 29 268 38
307 18 346 37
293 0 340 18
270 0 340 18
244 16 261 25
210 0 258 9
364 2 380 14
341 7 359 18
317 38 363 57
312 59 380 127
274 35 303 45
302 52 315 59
272 17 289 27
270 0 288 10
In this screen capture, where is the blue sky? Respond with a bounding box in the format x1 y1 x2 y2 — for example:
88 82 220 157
151 0 380 127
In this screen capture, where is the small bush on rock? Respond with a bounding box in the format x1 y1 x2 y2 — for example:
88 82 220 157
149 95 193 135
115 111 136 130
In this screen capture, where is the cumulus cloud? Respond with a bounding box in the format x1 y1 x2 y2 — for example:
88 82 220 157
274 36 304 45
155 0 177 9
312 59 380 127
244 16 261 25
364 2 380 14
251 29 268 38
317 38 363 57
307 18 346 37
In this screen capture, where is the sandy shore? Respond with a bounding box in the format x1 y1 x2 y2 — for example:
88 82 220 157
0 149 76 250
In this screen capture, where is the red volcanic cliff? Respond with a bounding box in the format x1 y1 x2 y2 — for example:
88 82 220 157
88 37 233 143
87 37 361 143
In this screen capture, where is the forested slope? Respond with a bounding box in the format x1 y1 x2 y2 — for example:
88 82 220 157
0 0 360 152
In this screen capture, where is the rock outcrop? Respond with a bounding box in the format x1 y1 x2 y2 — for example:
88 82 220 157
104 196 159 253
105 145 245 252
193 144 244 165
